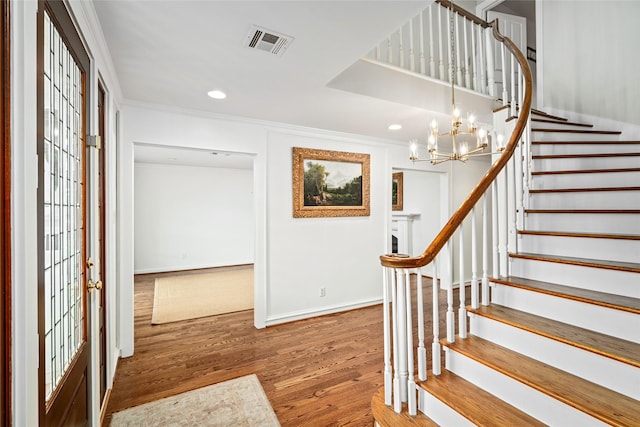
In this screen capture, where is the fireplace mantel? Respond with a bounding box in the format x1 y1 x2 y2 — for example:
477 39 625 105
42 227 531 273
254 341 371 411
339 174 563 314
391 213 420 256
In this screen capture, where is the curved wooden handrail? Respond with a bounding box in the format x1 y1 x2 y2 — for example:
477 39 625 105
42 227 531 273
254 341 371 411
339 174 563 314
436 0 490 28
380 21 533 269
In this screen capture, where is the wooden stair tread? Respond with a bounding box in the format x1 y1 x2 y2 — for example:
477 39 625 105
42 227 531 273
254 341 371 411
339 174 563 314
518 230 640 241
532 167 640 175
490 276 640 314
510 252 640 273
418 370 545 426
526 208 640 214
532 128 622 134
532 152 640 159
531 118 593 127
532 140 640 145
468 304 640 368
371 387 438 427
442 336 640 426
531 109 568 122
530 186 640 193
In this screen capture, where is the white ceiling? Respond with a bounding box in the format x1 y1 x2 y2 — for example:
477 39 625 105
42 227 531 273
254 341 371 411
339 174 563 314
92 0 453 166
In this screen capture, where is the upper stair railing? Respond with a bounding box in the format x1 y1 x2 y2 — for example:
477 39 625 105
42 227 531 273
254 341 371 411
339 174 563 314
366 0 523 118
377 0 533 417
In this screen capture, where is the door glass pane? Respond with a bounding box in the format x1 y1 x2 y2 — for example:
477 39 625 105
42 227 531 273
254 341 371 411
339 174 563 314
43 10 85 401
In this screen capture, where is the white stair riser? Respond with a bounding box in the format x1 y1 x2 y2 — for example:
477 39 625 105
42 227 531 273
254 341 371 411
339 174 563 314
533 143 640 156
533 156 640 171
525 212 640 234
418 390 475 427
444 348 608 426
518 234 640 264
509 258 639 299
491 284 640 343
528 190 640 209
531 132 623 142
470 315 639 399
532 170 640 189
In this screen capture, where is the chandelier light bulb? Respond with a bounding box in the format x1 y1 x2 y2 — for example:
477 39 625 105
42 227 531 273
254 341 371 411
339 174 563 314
453 108 461 121
459 142 468 156
430 118 438 132
497 133 505 150
428 134 437 152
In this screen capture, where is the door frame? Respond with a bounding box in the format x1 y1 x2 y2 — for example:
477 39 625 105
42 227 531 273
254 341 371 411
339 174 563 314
1 0 11 424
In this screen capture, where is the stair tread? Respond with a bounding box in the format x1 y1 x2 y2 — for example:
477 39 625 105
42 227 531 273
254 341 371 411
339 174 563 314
531 109 568 122
491 276 640 314
533 152 640 159
511 252 640 273
518 230 640 241
468 304 640 368
443 336 640 426
526 208 640 214
532 140 640 145
371 387 438 427
532 167 640 175
418 370 546 426
530 186 640 193
532 128 622 134
531 118 593 127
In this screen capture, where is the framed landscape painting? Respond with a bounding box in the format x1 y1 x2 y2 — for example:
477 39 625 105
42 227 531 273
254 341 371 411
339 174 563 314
392 172 403 211
292 147 370 218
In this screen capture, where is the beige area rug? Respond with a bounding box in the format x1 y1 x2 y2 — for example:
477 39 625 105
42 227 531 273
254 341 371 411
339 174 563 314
110 374 280 426
151 267 253 324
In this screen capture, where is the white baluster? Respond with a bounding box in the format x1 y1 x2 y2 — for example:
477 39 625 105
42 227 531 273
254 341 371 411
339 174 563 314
471 21 477 91
409 18 415 72
510 39 516 115
501 43 508 107
485 27 495 97
447 8 453 83
438 6 444 80
507 145 517 260
517 63 523 116
420 10 427 75
405 270 417 416
471 207 479 309
499 167 509 277
416 269 427 381
482 194 490 306
399 28 405 69
463 18 471 88
446 240 455 343
515 124 525 232
432 258 441 375
492 181 499 278
391 268 401 413
455 14 463 85
478 25 486 94
427 6 435 77
395 269 408 407
383 268 393 405
458 226 467 339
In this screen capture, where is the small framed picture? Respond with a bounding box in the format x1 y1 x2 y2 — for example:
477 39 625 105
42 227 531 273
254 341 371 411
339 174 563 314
527 47 536 63
392 172 403 211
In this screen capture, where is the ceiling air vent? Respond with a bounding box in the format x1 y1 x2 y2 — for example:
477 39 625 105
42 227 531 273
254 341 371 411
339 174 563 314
245 25 293 56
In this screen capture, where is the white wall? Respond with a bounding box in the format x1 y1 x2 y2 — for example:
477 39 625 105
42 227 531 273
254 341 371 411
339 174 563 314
134 163 254 273
538 1 640 127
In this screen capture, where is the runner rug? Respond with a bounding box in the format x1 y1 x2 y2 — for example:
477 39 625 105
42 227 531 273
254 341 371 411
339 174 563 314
110 374 280 426
151 266 253 324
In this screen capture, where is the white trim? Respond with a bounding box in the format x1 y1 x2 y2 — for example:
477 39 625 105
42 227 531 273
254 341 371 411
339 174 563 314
133 262 255 276
265 298 382 327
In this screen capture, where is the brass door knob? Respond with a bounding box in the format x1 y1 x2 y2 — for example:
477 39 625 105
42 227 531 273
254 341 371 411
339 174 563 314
87 279 103 292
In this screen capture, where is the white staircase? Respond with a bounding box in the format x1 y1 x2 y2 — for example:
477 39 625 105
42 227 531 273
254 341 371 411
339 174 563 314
418 111 640 426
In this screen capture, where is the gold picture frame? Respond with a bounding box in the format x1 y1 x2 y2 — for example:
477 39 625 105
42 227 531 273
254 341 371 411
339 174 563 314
392 172 403 211
292 147 370 218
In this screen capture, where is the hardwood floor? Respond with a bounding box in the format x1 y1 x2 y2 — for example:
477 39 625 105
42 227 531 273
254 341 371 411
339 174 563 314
103 268 456 426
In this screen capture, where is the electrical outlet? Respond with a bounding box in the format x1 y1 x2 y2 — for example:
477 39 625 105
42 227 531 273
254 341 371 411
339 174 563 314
319 287 326 297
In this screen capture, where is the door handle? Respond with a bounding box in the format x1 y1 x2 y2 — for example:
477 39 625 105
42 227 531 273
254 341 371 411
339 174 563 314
87 279 103 292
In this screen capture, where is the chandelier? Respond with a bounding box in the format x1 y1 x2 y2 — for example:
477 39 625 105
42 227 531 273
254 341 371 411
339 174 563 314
409 0 502 165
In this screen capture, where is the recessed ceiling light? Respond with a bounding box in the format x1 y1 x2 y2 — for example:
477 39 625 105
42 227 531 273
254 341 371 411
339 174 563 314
207 90 227 100
388 124 402 131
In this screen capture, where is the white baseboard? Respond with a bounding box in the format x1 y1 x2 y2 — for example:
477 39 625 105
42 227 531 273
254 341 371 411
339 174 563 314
134 261 254 275
265 297 382 326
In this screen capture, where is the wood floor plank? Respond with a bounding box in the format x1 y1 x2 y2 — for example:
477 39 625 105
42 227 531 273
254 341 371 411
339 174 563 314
443 336 640 426
371 387 438 427
468 304 640 367
103 269 457 426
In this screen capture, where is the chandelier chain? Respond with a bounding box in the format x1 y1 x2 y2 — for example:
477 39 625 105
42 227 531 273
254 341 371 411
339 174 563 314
449 0 456 109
